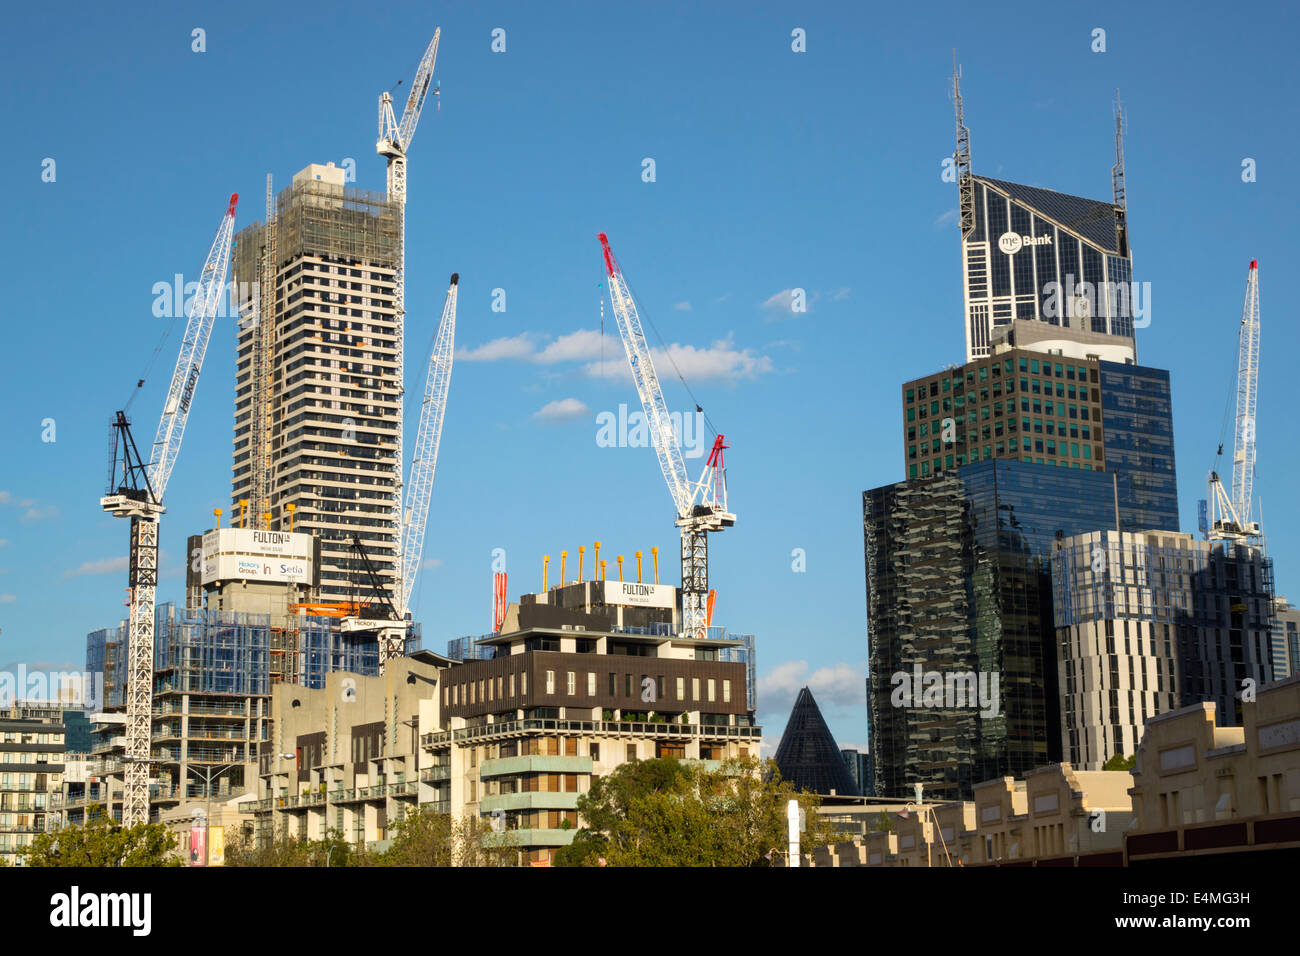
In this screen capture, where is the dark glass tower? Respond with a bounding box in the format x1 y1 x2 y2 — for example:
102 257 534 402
864 460 1121 800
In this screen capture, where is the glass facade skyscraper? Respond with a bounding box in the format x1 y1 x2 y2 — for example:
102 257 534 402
864 459 1121 800
962 176 1134 361
1099 361 1179 532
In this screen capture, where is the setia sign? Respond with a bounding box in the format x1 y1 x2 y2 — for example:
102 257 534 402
603 580 674 609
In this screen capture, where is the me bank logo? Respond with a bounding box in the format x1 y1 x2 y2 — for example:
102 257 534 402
997 231 1052 255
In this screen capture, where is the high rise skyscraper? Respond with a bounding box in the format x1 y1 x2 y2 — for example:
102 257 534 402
953 67 1136 362
231 164 403 603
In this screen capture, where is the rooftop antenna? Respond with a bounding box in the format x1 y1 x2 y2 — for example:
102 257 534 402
952 51 975 240
1112 89 1129 255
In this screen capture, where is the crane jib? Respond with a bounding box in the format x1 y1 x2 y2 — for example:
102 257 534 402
179 364 201 414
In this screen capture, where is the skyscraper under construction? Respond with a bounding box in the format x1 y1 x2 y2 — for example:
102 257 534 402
231 163 403 604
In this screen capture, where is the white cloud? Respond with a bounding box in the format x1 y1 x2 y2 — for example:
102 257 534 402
456 333 535 362
757 659 866 741
672 301 692 311
21 505 58 524
533 398 590 423
456 327 771 385
532 329 616 364
0 594 14 605
584 336 772 384
421 558 443 571
934 208 958 228
0 491 10 505
64 556 129 579
831 287 851 302
761 289 794 312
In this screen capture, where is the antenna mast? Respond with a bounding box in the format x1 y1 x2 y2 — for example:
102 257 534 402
952 51 975 240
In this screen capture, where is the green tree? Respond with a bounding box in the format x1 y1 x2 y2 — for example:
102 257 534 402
224 827 373 867
553 757 841 867
1103 753 1137 772
21 804 181 867
378 807 514 867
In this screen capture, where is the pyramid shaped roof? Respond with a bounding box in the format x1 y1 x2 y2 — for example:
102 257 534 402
774 687 860 796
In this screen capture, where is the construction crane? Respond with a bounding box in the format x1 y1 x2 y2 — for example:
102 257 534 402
376 27 441 616
102 194 238 826
1208 259 1262 544
346 272 457 671
598 232 735 639
398 276 458 611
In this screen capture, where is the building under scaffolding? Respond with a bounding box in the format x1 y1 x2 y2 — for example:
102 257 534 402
81 603 419 823
230 163 404 607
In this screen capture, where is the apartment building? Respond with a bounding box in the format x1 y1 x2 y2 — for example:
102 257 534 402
255 579 761 865
0 709 68 865
231 162 403 602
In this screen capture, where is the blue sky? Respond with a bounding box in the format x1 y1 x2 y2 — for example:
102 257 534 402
0 0 1296 753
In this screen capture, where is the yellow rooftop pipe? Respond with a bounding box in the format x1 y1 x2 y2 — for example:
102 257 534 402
543 555 550 592
635 551 643 583
213 507 223 530
651 547 659 584
617 555 624 582
578 546 585 583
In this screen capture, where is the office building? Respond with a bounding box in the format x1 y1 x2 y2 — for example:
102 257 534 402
231 162 403 604
1053 529 1276 770
900 323 1178 533
953 70 1135 362
1271 597 1299 681
865 459 1123 800
841 749 872 798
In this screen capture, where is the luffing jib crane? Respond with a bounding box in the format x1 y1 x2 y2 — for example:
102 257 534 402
377 27 441 617
598 232 735 639
102 194 238 827
1209 259 1262 544
398 274 458 615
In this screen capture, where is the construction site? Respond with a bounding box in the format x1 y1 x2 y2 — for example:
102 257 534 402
79 27 749 835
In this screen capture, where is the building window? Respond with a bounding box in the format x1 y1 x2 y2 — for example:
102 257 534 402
587 672 596 696
590 743 600 761
707 679 716 702
692 678 700 701
546 671 555 695
566 671 576 696
676 676 685 700
608 673 616 696
723 680 731 703
625 744 637 762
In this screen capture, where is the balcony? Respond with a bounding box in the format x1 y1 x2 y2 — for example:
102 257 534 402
420 766 450 783
480 791 580 813
479 755 592 778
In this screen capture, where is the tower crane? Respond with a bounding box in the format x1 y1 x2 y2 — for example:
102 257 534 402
1208 259 1262 544
362 272 457 671
598 232 735 639
376 27 441 615
102 194 238 826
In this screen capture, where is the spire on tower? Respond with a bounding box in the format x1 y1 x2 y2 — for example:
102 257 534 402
1112 90 1129 254
952 51 975 239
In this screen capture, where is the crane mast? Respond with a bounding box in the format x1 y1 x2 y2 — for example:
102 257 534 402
102 194 238 827
1209 259 1262 544
377 27 441 617
598 232 735 638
